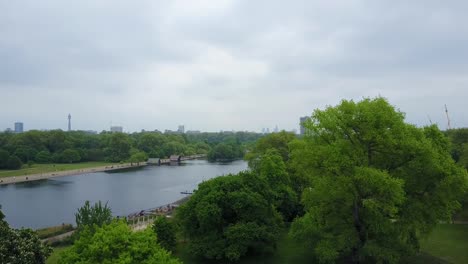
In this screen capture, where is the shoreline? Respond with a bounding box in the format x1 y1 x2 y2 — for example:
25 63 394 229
0 162 147 186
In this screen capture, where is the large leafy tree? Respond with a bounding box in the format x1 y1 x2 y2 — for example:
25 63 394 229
105 133 131 162
152 216 177 252
245 131 296 166
0 206 52 264
176 171 282 262
254 149 299 221
61 149 81 163
59 220 181 264
290 98 468 263
75 200 112 232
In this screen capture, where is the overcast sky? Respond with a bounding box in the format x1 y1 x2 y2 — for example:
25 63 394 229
1 0 467 133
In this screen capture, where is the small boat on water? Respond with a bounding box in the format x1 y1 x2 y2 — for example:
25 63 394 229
180 191 193 195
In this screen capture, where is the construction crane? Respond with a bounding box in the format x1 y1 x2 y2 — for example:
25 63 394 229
445 104 451 130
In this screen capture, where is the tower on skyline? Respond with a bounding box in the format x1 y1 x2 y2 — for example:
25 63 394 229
68 114 71 131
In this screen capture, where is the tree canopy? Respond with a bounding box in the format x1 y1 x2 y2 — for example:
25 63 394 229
152 216 177 252
58 220 181 264
0 206 52 264
176 171 282 262
289 97 468 263
75 200 112 233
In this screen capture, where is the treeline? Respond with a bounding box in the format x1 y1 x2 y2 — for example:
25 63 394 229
0 130 262 170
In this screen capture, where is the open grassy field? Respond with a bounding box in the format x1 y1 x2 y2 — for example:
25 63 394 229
36 224 74 239
419 224 468 264
0 161 116 178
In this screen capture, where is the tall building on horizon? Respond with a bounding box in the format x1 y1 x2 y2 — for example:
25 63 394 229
14 122 23 133
110 126 123 133
300 116 310 135
68 114 71 131
177 125 185 134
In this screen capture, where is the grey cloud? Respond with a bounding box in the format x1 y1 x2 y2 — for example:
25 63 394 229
1 0 467 132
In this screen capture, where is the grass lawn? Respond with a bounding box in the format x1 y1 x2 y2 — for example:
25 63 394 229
46 246 70 264
418 224 468 264
0 161 116 178
36 224 74 239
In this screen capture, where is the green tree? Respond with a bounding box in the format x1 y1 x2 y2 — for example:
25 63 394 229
6 155 22 170
176 171 282 262
59 220 181 264
137 133 166 154
61 149 81 163
129 151 148 165
161 141 186 157
75 201 112 232
255 149 299 221
245 131 296 166
0 206 52 264
290 98 468 263
14 146 37 163
152 216 176 252
35 150 51 163
0 149 9 168
105 133 131 162
207 142 242 161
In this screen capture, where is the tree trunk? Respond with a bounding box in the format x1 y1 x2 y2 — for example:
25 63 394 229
352 199 366 263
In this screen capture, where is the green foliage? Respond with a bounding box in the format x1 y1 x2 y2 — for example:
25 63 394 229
35 150 52 163
14 146 38 163
0 149 9 168
6 155 22 170
176 171 282 262
0 130 262 167
245 131 296 167
0 206 52 264
104 133 131 162
58 220 181 264
254 149 300 221
207 142 243 161
60 149 81 163
290 97 468 263
129 152 148 164
152 216 177 252
75 201 112 232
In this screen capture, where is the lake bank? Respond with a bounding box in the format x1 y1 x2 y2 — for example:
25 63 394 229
0 162 147 185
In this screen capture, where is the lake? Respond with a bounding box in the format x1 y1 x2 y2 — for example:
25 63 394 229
0 159 248 229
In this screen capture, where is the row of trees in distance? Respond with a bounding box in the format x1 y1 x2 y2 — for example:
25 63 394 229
0 131 263 170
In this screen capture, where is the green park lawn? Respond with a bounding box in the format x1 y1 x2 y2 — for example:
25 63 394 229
418 224 468 264
0 161 116 178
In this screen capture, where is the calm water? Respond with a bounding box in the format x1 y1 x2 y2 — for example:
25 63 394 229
0 159 247 229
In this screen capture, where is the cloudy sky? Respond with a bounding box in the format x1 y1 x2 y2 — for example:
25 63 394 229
1 0 467 133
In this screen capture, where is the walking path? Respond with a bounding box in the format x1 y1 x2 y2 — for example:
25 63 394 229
0 162 147 185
